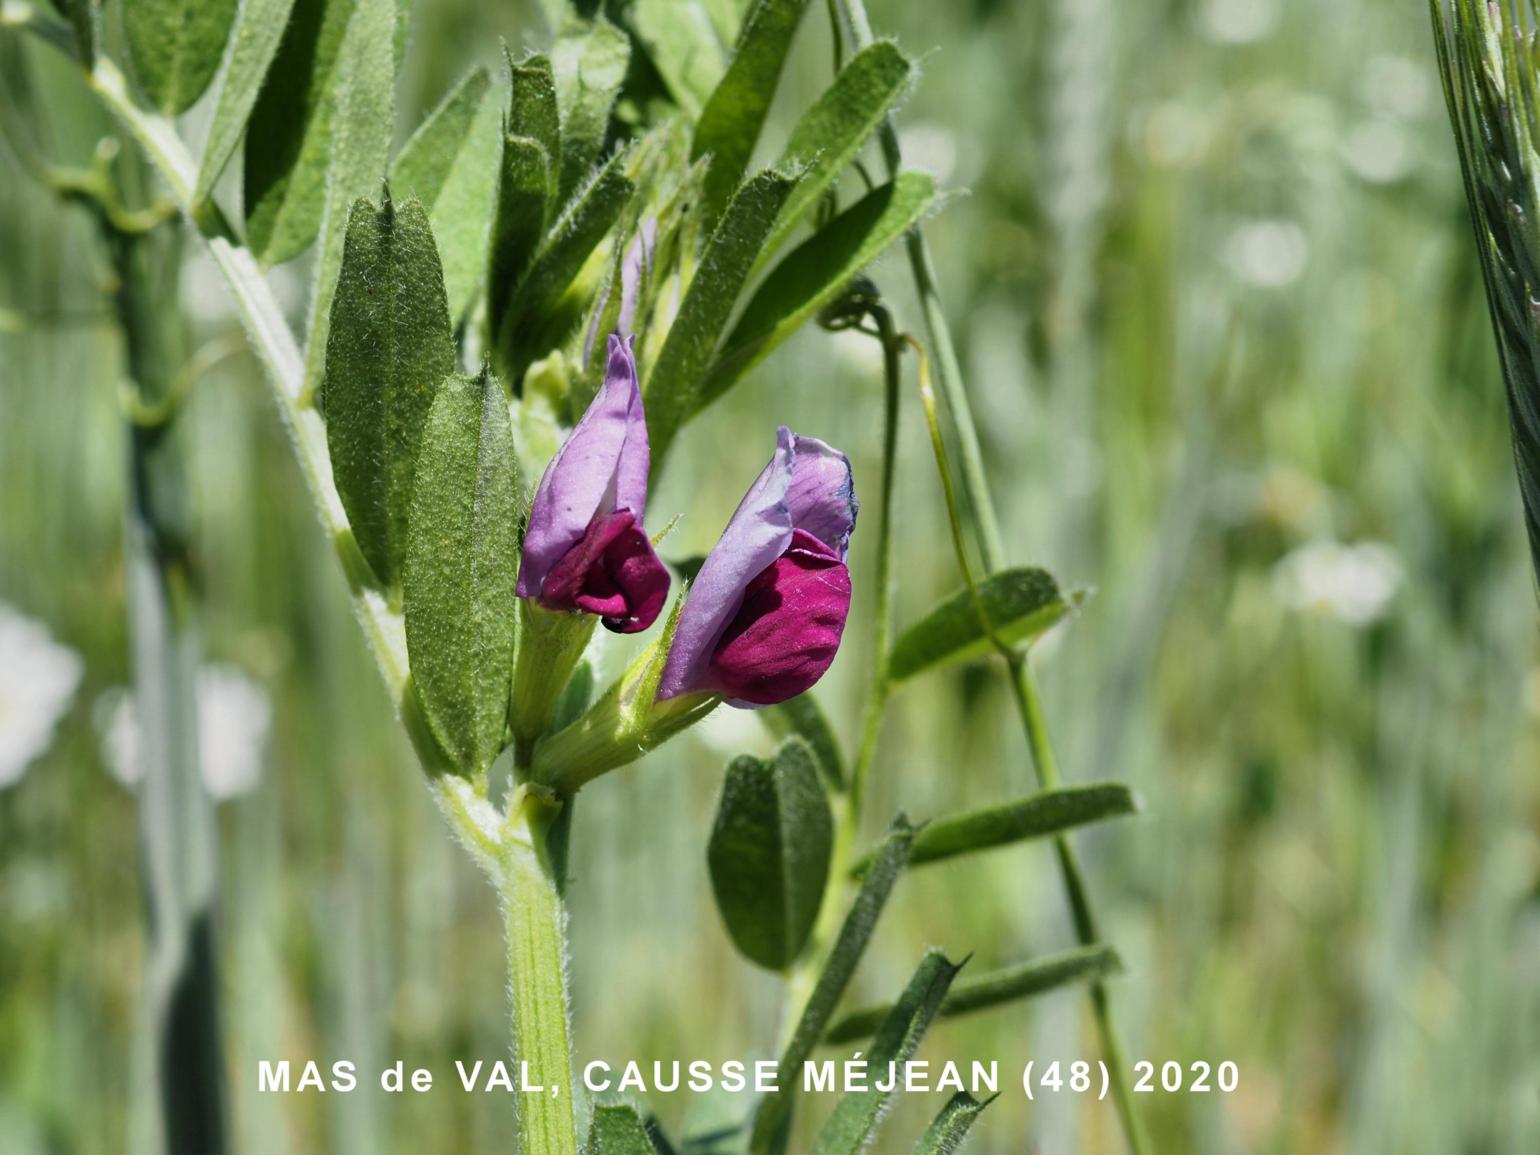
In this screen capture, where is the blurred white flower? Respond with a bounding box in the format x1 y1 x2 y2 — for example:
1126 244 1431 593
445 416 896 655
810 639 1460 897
96 663 273 801
1199 0 1279 45
1271 540 1403 626
1224 219 1308 288
0 605 84 787
1342 120 1413 185
1362 55 1430 121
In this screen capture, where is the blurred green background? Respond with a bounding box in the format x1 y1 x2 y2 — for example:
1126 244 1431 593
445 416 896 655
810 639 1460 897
3 0 1540 1152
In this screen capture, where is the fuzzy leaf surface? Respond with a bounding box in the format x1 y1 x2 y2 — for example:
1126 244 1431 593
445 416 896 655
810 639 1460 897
194 0 299 205
706 172 938 403
760 40 913 262
404 371 519 775
761 694 844 792
643 167 796 462
587 1104 659 1155
125 0 237 115
889 567 1081 681
909 1093 991 1155
391 67 501 323
690 0 810 221
708 740 833 970
323 194 454 586
550 15 630 201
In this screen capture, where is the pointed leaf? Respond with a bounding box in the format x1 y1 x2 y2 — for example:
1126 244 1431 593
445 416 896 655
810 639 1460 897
391 68 502 323
644 167 797 462
750 816 914 1155
761 694 844 792
487 136 553 338
551 15 630 201
852 784 1138 874
588 1104 660 1155
810 951 964 1155
244 0 357 264
301 0 398 394
824 945 1123 1045
888 567 1083 682
506 51 561 197
323 194 455 586
909 1093 991 1155
708 739 833 970
125 0 238 115
690 0 811 221
631 0 729 117
496 148 634 371
760 40 914 263
194 0 299 206
706 172 938 404
404 370 519 775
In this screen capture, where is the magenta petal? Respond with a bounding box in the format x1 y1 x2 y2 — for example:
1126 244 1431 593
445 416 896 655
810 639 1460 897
517 335 650 598
657 427 796 699
703 530 852 706
786 433 858 559
539 510 670 633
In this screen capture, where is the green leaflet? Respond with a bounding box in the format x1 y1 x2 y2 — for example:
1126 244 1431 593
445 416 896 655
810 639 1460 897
125 0 237 115
809 951 964 1155
750 816 914 1155
908 1092 991 1155
643 167 797 464
759 40 914 264
507 51 561 194
823 945 1123 1045
691 0 811 222
194 0 299 207
708 740 833 970
550 15 630 202
391 68 501 324
404 370 519 776
301 0 397 396
760 694 845 792
243 0 356 264
705 172 939 405
323 194 454 587
852 784 1138 874
496 147 633 375
631 0 728 117
888 567 1084 682
587 1104 659 1155
487 136 553 342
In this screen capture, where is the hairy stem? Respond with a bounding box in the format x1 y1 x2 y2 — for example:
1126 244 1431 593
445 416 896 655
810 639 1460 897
501 794 580 1155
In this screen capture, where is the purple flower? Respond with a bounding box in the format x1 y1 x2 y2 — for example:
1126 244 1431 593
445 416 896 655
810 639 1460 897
658 427 857 707
516 335 670 633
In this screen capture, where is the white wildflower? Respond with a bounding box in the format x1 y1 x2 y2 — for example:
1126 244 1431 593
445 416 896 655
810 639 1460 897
96 663 272 801
0 605 84 787
1224 219 1308 288
1271 540 1403 626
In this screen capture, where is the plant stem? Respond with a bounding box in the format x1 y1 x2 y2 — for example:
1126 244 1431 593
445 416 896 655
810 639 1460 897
833 5 1149 1150
500 793 580 1155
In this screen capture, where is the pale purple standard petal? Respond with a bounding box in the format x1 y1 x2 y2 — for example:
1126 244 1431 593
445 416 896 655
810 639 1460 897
785 434 858 559
657 427 795 699
517 336 644 597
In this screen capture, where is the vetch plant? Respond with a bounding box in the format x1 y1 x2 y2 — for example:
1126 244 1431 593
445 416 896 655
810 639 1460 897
1 0 1151 1151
